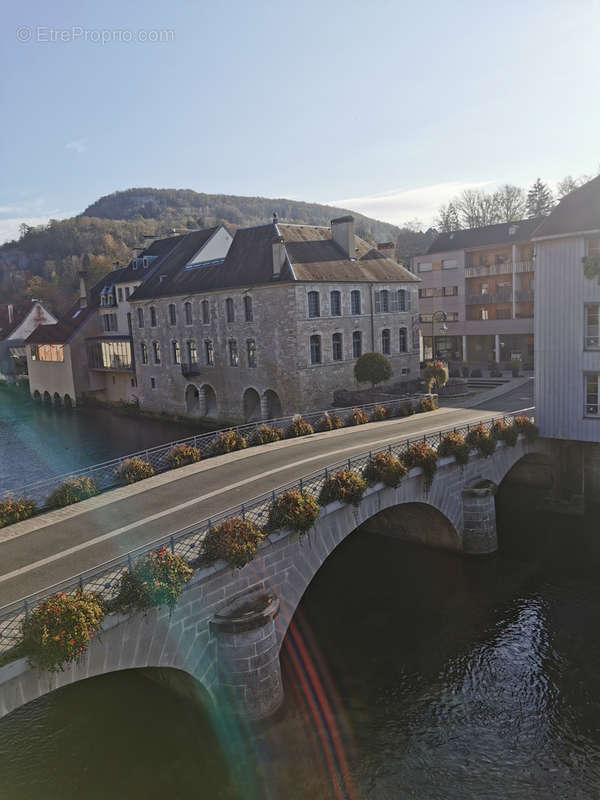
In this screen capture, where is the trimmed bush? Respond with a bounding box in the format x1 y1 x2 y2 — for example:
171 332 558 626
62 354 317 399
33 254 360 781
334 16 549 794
423 360 448 393
315 412 344 432
202 517 264 568
0 495 36 528
364 452 407 488
438 432 470 465
267 489 320 534
319 469 367 507
370 405 388 422
116 458 156 485
113 546 193 612
398 402 415 418
286 417 314 438
354 352 392 387
210 430 247 455
249 425 284 446
164 444 202 469
417 396 437 413
513 416 540 442
21 590 105 672
46 476 99 509
348 407 369 426
491 420 519 447
466 424 496 457
402 441 438 489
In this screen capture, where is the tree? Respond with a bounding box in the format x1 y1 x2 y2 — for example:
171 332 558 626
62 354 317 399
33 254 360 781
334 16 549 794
526 179 554 218
354 352 392 388
422 360 448 393
455 189 501 228
494 184 526 222
436 202 460 232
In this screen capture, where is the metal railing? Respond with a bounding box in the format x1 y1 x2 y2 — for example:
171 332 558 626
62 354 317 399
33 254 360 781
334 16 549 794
0 407 534 655
464 260 534 278
0 396 426 510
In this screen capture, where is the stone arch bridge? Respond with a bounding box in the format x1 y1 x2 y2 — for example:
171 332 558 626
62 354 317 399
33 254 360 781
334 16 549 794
0 435 555 722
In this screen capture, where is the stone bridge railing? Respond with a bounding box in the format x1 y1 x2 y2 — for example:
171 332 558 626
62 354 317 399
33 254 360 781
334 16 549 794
0 410 539 722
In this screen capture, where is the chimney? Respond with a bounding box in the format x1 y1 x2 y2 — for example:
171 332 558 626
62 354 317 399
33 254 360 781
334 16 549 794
331 215 355 258
377 242 396 258
272 235 286 278
7 304 13 324
78 270 88 309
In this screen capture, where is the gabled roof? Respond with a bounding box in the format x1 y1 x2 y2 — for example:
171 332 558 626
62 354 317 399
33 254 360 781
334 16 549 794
25 303 96 345
533 175 600 239
0 304 29 340
426 218 542 254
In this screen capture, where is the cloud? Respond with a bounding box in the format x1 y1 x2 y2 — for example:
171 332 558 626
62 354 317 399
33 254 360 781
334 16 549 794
329 180 493 227
65 138 87 154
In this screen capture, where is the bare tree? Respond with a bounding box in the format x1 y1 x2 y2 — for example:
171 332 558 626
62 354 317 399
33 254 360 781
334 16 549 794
455 189 501 228
494 184 526 221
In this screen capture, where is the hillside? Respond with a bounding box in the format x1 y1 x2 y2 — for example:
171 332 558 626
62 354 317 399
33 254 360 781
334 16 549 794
1 188 435 313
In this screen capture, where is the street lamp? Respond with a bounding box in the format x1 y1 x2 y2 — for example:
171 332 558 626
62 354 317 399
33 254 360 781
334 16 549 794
431 310 448 360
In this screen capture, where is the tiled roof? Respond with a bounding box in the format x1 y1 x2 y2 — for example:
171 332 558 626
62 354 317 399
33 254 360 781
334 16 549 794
426 218 543 254
25 304 96 345
533 175 600 238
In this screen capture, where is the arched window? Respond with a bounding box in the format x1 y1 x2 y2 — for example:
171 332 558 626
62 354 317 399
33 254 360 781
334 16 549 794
140 342 148 364
201 300 210 324
310 334 322 364
352 330 362 358
332 332 343 361
172 340 181 364
399 327 408 353
226 298 235 322
397 289 409 312
184 301 193 325
244 295 253 322
381 328 391 355
351 290 361 315
308 291 320 318
330 290 341 316
150 306 157 327
137 308 144 328
168 304 177 325
152 341 161 364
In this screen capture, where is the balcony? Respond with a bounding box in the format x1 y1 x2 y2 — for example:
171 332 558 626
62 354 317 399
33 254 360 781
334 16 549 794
464 260 534 278
466 289 512 305
181 363 202 378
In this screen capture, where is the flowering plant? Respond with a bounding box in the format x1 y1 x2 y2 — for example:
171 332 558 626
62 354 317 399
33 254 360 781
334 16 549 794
513 415 540 443
201 517 264 568
267 489 320 534
402 441 438 489
115 458 156 485
348 408 369 426
113 546 192 612
0 494 36 528
286 417 315 438
398 402 415 417
466 424 496 457
491 420 519 447
165 444 202 469
370 405 388 422
417 396 438 413
249 425 284 446
319 469 366 507
438 432 471 465
364 452 407 488
210 430 247 455
316 413 344 432
21 590 105 672
46 476 99 509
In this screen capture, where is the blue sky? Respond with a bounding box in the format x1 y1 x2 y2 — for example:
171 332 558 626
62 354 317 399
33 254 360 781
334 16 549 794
1 0 599 242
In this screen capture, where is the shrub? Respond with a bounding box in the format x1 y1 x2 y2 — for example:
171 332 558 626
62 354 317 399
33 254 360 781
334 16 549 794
423 360 448 393
319 469 366 507
286 417 314 438
0 495 36 528
470 369 482 378
364 452 407 488
113 547 193 612
466 424 496 457
417 396 437 413
164 444 202 469
210 430 247 455
315 412 344 432
513 416 540 442
267 489 320 534
116 458 156 485
438 432 470 465
202 517 264 568
402 441 438 489
21 590 105 672
249 425 284 446
348 407 369 426
46 476 99 509
398 402 415 417
491 420 519 447
370 405 388 422
354 352 392 387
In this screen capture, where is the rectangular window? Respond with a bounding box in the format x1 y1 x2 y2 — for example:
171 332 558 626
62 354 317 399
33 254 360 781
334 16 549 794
351 290 362 315
480 308 489 320
352 330 362 358
151 377 156 390
184 302 193 325
308 291 320 318
419 288 436 298
168 304 177 325
141 342 148 364
88 340 133 370
117 288 123 302
420 314 433 324
247 339 256 367
201 301 209 324
150 307 157 327
442 286 458 296
137 308 144 328
442 259 457 270
399 328 407 353
229 339 239 366
585 305 600 348
153 341 161 364
205 340 214 366
585 374 599 416
445 312 460 322
102 313 118 332
187 340 197 364
172 340 181 365
244 296 253 322
418 262 432 272
381 329 391 355
330 291 342 316
37 344 64 362
332 333 343 361
226 298 235 322
310 334 322 364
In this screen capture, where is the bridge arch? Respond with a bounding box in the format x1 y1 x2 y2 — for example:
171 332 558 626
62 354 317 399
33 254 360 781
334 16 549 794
53 392 62 407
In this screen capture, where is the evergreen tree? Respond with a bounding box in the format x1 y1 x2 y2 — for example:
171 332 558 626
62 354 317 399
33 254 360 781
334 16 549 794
526 179 554 218
436 202 460 232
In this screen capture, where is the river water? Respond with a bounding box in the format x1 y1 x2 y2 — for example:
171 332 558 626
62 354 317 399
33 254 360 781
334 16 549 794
1 503 600 799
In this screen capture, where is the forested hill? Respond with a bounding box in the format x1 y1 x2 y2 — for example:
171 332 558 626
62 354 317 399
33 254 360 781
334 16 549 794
1 188 435 314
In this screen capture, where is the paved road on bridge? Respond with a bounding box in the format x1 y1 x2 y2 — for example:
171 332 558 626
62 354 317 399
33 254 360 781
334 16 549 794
0 388 534 608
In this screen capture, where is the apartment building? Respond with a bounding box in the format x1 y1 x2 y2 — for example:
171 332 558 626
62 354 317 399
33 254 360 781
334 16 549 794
412 219 540 366
129 215 420 421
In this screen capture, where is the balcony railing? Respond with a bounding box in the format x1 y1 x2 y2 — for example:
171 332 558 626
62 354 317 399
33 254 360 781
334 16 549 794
464 260 534 278
465 287 533 306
